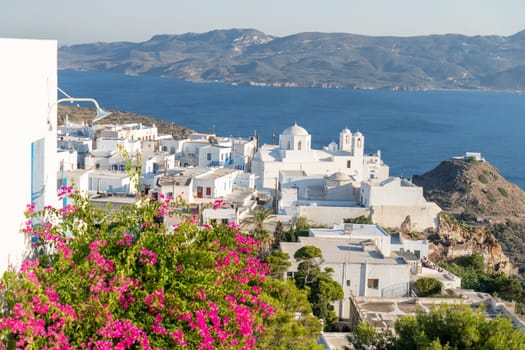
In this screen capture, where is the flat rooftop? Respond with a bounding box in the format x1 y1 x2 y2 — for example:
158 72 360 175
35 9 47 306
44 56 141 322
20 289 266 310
352 290 525 331
280 237 406 266
279 169 307 177
197 168 238 180
318 332 350 350
90 170 130 180
310 223 390 239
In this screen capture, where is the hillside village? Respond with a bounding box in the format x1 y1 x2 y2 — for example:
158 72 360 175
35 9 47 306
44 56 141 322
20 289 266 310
57 106 525 339
3 38 525 349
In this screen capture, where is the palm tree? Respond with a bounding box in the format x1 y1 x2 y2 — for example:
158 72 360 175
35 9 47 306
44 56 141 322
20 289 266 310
241 208 276 256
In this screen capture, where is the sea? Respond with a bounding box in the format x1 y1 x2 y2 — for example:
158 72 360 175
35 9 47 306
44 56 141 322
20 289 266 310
59 70 525 190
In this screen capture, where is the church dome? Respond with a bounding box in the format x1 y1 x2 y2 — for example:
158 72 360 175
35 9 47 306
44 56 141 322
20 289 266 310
354 131 363 137
341 128 352 134
282 123 309 136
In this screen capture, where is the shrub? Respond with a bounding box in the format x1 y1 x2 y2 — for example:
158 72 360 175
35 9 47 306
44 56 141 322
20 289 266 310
478 174 489 184
0 189 322 349
413 277 443 296
343 215 373 224
497 187 509 198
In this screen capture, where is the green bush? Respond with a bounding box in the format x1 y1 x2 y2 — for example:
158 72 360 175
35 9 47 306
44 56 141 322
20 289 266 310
497 187 509 198
486 191 497 202
343 215 373 224
478 174 489 184
413 277 443 296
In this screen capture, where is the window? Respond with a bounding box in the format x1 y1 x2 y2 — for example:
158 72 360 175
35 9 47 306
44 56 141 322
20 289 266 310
206 153 211 161
31 138 45 210
221 218 229 224
357 138 362 148
286 271 295 278
298 141 302 150
346 280 351 286
206 187 211 196
367 278 379 289
347 160 351 168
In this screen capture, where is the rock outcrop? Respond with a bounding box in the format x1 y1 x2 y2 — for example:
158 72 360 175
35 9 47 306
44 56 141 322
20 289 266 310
413 157 525 276
429 214 513 274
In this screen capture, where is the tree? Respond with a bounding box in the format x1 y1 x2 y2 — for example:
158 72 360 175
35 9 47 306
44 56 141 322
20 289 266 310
0 189 322 349
257 278 324 350
413 278 443 297
441 254 525 305
347 304 525 350
395 303 525 350
293 216 311 238
264 251 292 279
242 208 275 255
293 246 343 329
294 246 324 286
345 321 395 350
242 208 274 232
273 221 286 248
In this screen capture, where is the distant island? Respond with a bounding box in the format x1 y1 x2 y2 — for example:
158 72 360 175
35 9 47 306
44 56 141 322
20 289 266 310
59 28 525 92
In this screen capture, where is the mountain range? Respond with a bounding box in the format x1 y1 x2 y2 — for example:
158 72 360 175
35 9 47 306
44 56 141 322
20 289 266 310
59 28 525 91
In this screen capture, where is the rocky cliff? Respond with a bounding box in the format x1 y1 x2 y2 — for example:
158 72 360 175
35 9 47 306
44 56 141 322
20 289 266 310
413 157 525 275
429 214 513 274
413 158 525 224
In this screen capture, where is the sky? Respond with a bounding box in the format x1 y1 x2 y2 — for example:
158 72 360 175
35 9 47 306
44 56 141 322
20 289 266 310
1 0 525 46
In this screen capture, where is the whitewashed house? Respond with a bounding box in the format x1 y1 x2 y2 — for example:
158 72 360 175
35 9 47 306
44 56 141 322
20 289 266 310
57 149 78 172
193 168 240 199
62 169 91 194
231 137 258 170
0 38 59 273
360 177 442 231
99 123 158 141
280 223 411 319
57 135 92 168
88 170 138 194
198 144 232 167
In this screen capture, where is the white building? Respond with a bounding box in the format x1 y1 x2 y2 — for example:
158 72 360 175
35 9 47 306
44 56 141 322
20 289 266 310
0 38 59 273
57 149 78 172
252 123 389 190
98 123 158 141
280 224 411 319
193 168 241 199
198 144 232 167
88 170 138 194
360 177 442 231
63 169 91 195
231 137 258 170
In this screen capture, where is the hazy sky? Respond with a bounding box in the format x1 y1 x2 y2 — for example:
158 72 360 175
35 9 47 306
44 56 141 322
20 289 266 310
2 0 525 45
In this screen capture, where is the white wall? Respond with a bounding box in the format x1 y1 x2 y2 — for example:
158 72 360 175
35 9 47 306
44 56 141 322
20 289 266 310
88 173 135 194
298 206 370 226
57 150 78 171
370 203 441 231
0 38 58 273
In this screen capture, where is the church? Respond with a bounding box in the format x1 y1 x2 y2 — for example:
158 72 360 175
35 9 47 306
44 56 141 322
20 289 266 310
251 123 389 190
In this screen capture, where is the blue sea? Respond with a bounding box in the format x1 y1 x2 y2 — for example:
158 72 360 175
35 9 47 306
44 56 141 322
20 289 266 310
59 70 525 190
